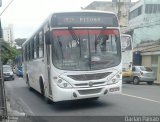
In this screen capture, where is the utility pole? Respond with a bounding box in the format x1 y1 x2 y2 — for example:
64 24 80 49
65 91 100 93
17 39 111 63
0 0 15 120
117 0 121 20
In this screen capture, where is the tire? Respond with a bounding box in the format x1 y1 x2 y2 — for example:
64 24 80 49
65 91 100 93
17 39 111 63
26 75 33 91
147 81 153 85
39 78 52 104
39 78 44 96
126 81 131 84
28 82 33 91
9 77 12 81
12 77 15 80
133 77 139 85
89 97 99 101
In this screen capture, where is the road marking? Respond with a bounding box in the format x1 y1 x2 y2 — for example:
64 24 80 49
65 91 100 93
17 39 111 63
121 93 160 104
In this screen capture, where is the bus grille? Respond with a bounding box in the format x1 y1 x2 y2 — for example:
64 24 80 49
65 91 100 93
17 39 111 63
75 81 105 87
3 73 10 76
68 72 112 81
78 88 102 95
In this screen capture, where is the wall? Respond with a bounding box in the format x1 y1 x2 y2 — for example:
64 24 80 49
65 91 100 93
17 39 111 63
2 25 14 46
157 56 160 83
128 0 160 48
142 55 151 67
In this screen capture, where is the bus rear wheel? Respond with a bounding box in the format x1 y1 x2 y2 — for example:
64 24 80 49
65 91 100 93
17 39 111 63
26 75 33 91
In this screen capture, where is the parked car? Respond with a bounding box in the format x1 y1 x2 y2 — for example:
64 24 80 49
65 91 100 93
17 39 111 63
3 65 15 81
16 66 23 77
131 66 155 85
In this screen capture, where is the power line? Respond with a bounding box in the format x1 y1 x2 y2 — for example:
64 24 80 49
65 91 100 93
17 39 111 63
0 0 15 17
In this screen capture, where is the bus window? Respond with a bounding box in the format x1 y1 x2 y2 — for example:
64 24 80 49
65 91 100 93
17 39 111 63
34 36 37 59
36 35 39 58
31 39 34 59
39 31 44 58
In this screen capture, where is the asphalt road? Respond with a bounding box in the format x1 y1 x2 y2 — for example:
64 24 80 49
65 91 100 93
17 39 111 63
4 76 160 117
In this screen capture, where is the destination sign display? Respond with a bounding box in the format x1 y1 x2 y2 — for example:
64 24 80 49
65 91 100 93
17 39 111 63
51 12 118 27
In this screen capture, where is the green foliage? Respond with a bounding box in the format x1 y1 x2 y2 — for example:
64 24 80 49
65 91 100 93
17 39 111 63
0 39 19 65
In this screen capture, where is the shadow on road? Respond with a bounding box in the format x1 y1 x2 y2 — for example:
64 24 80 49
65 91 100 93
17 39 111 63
52 99 111 111
29 87 113 112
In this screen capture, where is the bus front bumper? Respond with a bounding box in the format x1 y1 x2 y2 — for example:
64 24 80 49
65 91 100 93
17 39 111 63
52 81 122 102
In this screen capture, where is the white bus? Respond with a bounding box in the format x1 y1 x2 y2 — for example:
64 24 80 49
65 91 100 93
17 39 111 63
121 34 133 82
22 11 122 103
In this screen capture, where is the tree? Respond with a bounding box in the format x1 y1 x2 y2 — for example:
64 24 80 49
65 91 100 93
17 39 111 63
15 38 26 47
0 39 19 64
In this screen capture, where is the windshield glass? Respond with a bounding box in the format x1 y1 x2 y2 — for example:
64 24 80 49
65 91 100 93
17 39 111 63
121 35 132 51
140 66 152 72
52 29 121 71
3 67 12 72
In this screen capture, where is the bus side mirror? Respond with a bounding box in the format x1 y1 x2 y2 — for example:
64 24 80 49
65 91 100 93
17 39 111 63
45 31 51 45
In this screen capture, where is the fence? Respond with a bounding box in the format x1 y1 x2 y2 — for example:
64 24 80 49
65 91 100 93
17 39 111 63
0 68 7 120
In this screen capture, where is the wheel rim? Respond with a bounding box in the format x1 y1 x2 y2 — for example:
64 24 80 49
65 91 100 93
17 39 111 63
134 78 138 84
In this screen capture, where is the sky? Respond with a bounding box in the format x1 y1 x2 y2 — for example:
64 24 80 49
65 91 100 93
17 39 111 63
0 0 139 39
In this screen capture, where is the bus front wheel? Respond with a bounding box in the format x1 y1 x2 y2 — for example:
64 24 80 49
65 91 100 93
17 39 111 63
39 78 52 104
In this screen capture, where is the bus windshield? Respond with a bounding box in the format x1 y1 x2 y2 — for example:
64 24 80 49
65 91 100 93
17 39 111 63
121 35 132 51
52 29 121 71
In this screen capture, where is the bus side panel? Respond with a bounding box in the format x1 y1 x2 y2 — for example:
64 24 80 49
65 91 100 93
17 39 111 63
27 59 46 93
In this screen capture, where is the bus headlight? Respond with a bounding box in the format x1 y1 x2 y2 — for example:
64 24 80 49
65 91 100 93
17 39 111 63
107 73 121 85
57 79 72 88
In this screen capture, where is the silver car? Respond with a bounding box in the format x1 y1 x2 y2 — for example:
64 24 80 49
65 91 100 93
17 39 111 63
3 65 15 81
131 66 155 85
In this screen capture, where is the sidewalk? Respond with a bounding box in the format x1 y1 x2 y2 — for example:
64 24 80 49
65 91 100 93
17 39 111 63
4 81 35 122
0 77 7 121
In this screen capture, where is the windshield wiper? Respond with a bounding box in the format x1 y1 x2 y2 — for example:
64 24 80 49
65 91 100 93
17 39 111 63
95 26 106 41
95 26 106 53
68 27 79 42
57 36 64 65
68 27 82 57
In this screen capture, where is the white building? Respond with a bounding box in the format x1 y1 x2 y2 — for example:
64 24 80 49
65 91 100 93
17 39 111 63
3 24 15 46
127 0 160 47
83 0 134 26
127 0 160 84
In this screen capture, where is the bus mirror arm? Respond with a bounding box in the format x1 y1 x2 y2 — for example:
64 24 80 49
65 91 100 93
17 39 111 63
45 31 51 45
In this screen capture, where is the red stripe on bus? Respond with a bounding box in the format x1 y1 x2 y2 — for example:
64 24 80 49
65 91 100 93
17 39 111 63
53 29 119 36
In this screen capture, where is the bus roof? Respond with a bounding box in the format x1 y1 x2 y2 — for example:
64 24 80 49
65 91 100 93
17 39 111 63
23 10 118 47
53 10 117 16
